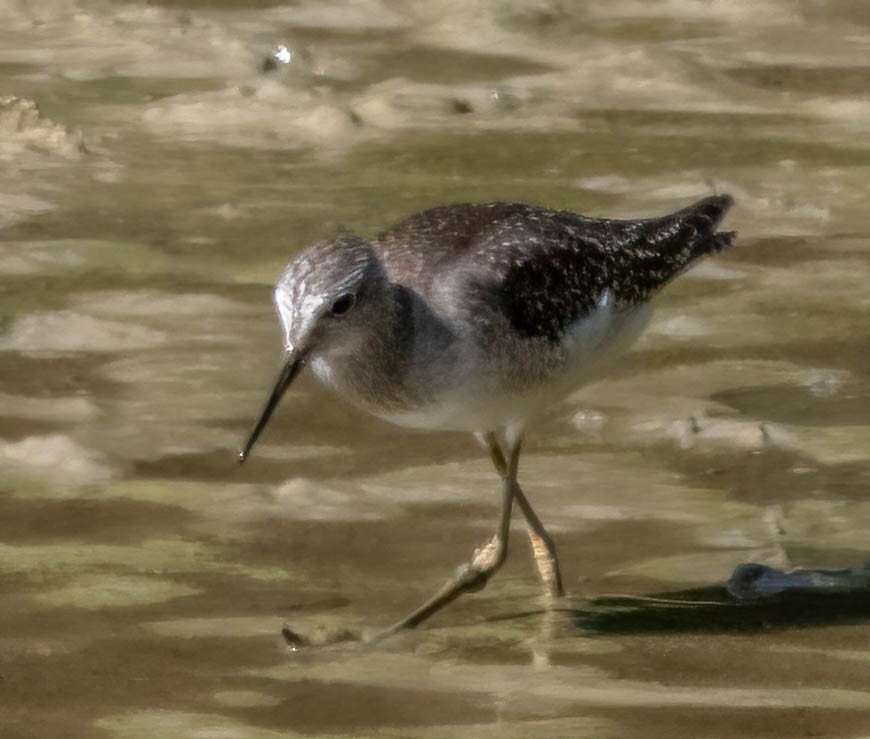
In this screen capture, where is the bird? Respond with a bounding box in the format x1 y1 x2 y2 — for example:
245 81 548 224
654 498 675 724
238 194 735 639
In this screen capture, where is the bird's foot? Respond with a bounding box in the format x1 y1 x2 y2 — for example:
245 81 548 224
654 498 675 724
280 622 362 649
452 562 491 594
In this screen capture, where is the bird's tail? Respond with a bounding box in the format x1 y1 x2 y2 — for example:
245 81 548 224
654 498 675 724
678 194 736 258
607 193 737 304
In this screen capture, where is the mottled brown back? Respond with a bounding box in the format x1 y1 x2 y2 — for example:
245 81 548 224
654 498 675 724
374 196 735 342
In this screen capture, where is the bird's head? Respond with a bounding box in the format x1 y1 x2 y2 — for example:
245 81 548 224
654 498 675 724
239 233 386 462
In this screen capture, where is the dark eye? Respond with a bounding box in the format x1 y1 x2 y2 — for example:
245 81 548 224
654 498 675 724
330 293 356 316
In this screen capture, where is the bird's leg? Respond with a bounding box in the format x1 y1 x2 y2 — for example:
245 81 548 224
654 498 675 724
373 436 521 639
485 432 564 598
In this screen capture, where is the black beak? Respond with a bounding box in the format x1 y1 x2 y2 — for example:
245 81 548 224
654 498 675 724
238 350 306 463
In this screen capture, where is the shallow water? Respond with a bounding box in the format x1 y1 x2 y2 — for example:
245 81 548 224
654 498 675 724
1 0 869 736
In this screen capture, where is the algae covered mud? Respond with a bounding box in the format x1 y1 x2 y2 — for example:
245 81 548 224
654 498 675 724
1 0 868 736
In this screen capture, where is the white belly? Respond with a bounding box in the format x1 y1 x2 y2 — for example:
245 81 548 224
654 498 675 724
378 299 653 433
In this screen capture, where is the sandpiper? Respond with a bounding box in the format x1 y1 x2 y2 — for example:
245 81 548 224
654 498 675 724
239 195 735 637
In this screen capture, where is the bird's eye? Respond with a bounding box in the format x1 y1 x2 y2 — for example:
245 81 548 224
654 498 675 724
330 293 356 316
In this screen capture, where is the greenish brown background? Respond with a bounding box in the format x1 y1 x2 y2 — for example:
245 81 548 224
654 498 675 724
0 0 868 736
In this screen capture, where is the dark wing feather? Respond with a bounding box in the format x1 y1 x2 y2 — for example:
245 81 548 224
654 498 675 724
471 195 735 342
592 194 735 306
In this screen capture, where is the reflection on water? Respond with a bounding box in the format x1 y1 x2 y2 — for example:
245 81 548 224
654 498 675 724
1 0 868 736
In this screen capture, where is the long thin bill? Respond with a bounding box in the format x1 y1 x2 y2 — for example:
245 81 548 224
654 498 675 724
238 352 305 463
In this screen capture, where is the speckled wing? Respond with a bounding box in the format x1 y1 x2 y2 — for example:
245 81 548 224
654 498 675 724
464 195 735 342
372 197 734 341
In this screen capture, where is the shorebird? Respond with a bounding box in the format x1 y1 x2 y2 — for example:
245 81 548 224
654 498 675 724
239 195 735 637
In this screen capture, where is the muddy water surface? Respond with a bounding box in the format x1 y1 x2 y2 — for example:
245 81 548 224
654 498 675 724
1 1 868 736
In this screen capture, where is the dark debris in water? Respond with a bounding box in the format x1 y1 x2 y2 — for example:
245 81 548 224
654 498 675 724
727 562 870 599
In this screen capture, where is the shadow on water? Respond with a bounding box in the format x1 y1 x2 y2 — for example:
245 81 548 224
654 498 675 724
481 564 870 636
572 564 870 636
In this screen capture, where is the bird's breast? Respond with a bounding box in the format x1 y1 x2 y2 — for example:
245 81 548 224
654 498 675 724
307 300 652 433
